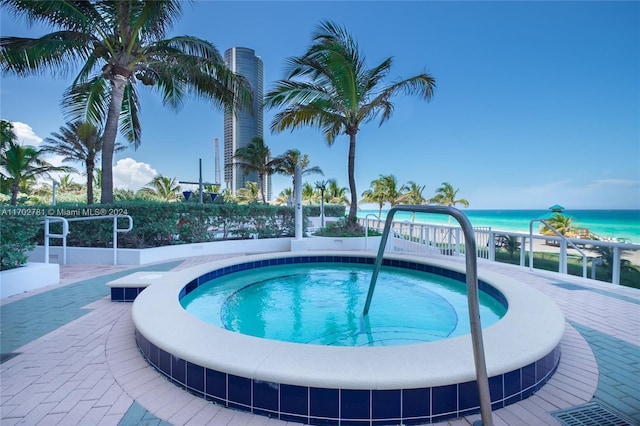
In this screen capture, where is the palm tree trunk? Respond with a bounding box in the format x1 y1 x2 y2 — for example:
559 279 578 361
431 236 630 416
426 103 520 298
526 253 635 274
10 182 19 205
101 75 128 204
260 174 267 203
347 133 358 223
86 161 94 205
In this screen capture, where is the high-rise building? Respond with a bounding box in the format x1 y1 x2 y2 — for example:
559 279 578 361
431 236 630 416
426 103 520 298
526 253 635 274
224 47 268 199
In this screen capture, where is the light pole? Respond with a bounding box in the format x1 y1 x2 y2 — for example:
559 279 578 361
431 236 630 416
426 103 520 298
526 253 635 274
315 180 328 228
52 180 59 206
179 158 218 204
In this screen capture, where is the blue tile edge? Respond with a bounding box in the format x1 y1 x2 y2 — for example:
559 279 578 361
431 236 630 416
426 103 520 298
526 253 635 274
135 329 560 424
130 255 561 424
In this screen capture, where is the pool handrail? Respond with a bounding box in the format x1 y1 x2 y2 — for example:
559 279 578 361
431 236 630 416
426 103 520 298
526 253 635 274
362 205 493 426
43 215 133 265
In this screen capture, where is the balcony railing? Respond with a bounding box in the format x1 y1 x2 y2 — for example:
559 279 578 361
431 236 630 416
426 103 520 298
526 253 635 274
359 217 639 286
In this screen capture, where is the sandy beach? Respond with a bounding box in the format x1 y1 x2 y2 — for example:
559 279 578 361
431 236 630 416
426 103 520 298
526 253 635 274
531 238 640 266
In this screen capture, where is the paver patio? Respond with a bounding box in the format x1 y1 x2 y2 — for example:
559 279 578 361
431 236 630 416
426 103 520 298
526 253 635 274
1 254 638 425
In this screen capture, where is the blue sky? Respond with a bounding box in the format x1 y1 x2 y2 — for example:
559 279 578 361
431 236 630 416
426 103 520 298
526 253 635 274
1 1 639 209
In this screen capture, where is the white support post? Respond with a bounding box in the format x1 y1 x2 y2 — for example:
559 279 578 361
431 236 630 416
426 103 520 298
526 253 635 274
294 164 303 240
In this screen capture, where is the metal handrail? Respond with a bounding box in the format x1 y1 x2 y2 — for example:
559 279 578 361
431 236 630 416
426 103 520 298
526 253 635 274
42 215 133 265
529 219 588 277
43 217 69 265
364 213 381 251
362 205 493 426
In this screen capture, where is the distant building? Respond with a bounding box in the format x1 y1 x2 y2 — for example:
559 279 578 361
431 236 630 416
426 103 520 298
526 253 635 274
224 47 269 199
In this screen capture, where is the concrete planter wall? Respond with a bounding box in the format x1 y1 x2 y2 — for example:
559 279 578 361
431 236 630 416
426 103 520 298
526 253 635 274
291 236 381 252
1 262 60 299
28 238 292 266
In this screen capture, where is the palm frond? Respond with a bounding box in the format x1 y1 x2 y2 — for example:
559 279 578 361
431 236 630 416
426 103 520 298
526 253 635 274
1 31 94 77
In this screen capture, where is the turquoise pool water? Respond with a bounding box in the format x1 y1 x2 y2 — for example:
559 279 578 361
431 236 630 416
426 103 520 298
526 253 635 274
180 263 506 347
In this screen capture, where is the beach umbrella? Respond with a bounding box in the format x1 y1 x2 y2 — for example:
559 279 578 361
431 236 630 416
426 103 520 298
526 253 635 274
548 204 565 212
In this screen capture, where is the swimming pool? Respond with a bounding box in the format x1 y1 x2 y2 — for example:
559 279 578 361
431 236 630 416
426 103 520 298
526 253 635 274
181 262 507 346
132 251 564 424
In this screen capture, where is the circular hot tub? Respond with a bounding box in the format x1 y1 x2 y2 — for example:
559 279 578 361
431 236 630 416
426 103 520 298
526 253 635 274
132 251 564 425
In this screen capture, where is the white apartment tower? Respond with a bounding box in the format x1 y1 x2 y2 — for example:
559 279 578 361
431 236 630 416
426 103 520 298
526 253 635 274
224 47 269 198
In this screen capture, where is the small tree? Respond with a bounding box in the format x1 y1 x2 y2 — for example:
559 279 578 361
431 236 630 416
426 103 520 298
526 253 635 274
1 142 74 205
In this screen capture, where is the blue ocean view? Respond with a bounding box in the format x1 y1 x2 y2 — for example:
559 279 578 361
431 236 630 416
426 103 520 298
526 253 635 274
357 209 640 243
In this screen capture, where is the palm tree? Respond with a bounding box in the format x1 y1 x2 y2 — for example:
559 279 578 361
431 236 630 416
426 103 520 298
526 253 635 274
0 119 15 154
361 177 388 217
315 179 329 227
93 168 102 191
236 181 260 204
399 181 426 205
275 149 323 188
265 20 435 224
0 143 75 205
398 181 426 222
57 174 83 193
300 182 316 204
231 137 281 203
40 121 125 204
361 174 405 216
430 182 469 208
274 187 294 206
541 212 573 236
139 175 181 201
326 178 350 206
1 0 251 203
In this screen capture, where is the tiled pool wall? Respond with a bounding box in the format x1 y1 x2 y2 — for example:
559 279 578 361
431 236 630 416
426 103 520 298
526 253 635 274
135 255 560 425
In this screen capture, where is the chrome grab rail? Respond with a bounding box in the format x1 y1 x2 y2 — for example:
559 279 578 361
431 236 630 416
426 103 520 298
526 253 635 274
362 205 493 426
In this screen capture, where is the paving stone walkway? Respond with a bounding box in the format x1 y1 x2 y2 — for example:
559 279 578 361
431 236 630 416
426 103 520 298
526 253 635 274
1 255 638 425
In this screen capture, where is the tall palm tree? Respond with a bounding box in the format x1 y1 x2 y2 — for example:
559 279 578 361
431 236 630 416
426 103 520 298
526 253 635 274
430 182 469 208
139 175 181 201
40 121 125 204
1 0 251 203
0 142 75 205
275 149 323 188
265 20 435 223
231 137 281 203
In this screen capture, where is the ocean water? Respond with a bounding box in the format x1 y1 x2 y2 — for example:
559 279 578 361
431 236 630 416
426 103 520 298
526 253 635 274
357 209 640 243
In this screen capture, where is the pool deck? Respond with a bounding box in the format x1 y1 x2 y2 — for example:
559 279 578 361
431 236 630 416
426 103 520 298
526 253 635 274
1 254 639 426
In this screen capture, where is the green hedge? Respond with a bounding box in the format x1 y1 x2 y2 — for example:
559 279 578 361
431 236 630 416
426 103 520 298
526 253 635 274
0 202 346 270
35 202 346 249
0 208 41 270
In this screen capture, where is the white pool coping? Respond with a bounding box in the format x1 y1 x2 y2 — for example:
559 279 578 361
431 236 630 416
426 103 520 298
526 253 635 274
132 251 565 390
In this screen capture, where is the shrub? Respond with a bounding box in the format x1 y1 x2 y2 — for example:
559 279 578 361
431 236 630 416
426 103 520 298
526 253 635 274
0 209 41 270
37 202 300 248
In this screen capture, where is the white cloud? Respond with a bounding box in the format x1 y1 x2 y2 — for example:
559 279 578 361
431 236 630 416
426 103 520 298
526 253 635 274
11 121 43 146
585 179 639 190
112 158 158 191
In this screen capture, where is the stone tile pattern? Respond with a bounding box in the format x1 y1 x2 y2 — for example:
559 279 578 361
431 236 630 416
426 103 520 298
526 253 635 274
1 254 638 425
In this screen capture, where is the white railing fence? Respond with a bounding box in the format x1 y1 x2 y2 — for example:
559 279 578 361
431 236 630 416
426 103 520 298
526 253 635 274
359 218 639 286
